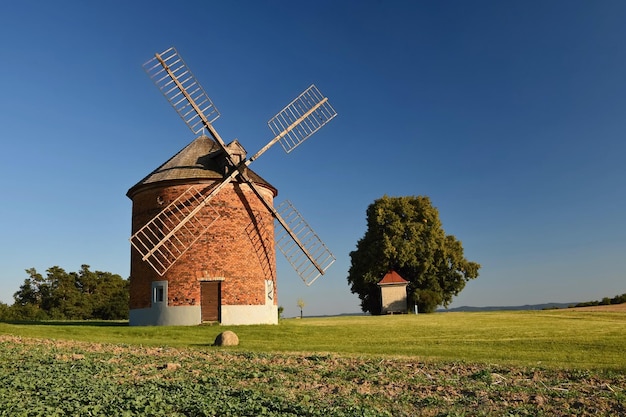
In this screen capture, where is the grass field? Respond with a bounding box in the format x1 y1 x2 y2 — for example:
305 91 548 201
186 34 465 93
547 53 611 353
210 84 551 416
1 309 625 416
1 309 625 370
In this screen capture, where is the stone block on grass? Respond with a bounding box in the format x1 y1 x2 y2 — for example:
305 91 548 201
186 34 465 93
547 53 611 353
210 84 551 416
214 330 239 346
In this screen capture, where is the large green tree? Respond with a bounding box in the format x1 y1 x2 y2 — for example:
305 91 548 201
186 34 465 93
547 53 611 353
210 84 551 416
11 265 129 320
347 196 480 314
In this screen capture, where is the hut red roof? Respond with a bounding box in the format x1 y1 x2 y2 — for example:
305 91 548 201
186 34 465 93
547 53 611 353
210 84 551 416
378 270 408 285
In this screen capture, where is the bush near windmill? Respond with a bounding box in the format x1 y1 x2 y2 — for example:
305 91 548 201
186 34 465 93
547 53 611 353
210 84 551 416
348 195 480 314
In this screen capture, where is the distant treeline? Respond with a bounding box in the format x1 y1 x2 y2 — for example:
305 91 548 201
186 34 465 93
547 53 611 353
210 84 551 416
571 293 626 308
0 265 128 321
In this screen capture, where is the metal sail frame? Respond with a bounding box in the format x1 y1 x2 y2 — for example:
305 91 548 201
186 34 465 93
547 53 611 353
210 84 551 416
131 47 336 284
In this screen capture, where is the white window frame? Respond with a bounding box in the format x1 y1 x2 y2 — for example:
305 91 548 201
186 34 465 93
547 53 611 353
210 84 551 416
152 281 168 305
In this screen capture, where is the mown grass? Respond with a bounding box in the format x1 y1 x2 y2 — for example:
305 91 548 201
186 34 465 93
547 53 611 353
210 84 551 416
1 309 625 370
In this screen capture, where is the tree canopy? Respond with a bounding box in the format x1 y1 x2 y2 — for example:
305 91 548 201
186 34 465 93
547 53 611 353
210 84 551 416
6 265 129 321
347 196 480 314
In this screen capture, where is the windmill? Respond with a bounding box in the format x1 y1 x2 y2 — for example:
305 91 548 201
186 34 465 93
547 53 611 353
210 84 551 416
127 47 337 325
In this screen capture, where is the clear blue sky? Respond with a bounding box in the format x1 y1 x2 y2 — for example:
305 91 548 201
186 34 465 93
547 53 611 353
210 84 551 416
1 1 625 318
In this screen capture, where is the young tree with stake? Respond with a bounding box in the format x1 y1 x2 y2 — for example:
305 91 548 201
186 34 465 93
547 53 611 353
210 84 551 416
297 298 306 319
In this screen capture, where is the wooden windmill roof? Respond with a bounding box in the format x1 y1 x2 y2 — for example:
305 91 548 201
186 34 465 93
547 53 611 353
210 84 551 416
377 270 409 286
127 135 277 198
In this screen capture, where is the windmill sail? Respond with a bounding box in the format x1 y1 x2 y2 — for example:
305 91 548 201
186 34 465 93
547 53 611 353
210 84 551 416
130 186 220 275
267 85 337 154
143 47 220 134
274 200 336 286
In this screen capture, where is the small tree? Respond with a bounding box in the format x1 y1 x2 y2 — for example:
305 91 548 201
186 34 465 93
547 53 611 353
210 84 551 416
297 298 306 319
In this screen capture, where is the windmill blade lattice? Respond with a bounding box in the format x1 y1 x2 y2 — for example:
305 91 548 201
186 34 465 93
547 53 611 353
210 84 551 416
274 200 336 286
143 47 220 134
267 85 337 154
130 186 220 275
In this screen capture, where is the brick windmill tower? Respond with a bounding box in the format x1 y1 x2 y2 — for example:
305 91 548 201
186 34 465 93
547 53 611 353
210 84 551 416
127 47 337 326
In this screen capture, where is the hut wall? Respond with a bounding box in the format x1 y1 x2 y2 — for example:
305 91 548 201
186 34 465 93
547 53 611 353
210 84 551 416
380 284 408 314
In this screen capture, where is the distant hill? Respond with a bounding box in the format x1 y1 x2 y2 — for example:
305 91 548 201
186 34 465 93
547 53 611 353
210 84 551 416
439 302 577 312
442 293 626 312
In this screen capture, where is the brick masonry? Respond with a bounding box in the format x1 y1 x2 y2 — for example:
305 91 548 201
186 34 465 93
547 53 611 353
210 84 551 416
129 179 277 311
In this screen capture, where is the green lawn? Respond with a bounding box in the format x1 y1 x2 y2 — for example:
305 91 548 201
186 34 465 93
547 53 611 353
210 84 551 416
1 309 624 370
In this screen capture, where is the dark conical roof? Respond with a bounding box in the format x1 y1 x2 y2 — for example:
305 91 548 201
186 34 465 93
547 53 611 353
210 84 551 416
127 135 277 198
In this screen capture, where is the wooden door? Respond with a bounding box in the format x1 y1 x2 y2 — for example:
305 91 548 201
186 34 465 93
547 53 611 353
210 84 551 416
201 281 221 322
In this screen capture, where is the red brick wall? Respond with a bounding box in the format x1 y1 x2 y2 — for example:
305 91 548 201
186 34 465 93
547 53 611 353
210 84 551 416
129 180 277 310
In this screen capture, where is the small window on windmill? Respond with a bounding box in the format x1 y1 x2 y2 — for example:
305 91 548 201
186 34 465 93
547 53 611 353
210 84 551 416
152 281 167 305
154 286 164 302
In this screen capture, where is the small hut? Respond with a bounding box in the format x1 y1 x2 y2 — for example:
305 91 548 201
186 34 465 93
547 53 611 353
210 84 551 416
377 270 409 314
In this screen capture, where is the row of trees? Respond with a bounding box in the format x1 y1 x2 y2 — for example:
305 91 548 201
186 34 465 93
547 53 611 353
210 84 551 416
0 265 128 321
573 293 626 308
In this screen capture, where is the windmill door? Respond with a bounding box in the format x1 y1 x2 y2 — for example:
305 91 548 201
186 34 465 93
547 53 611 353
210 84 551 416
201 281 221 322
